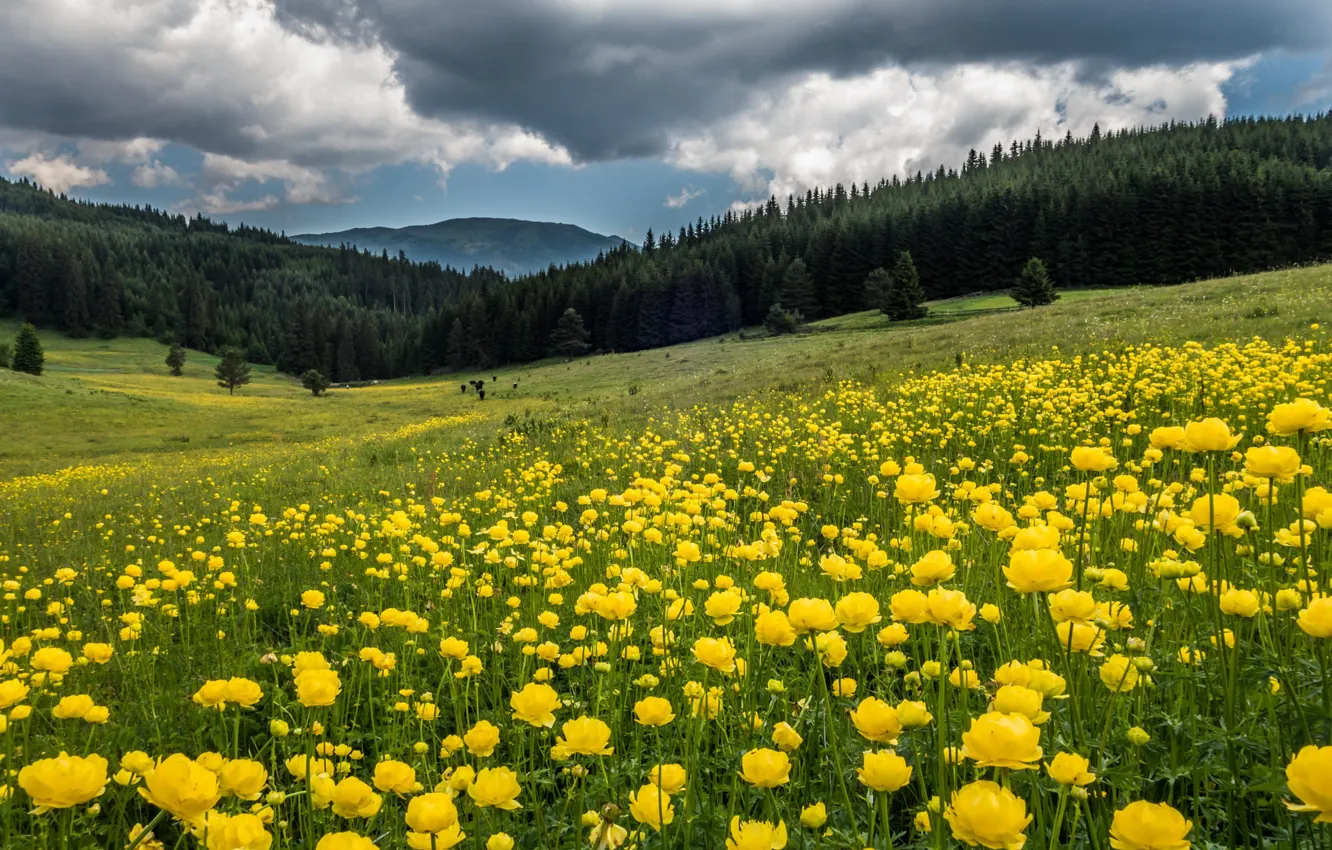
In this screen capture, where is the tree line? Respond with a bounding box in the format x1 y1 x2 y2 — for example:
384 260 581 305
3 113 1332 379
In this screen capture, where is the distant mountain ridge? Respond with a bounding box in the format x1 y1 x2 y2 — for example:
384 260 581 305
292 217 626 276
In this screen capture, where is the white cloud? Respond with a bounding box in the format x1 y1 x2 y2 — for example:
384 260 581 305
5 152 110 193
664 186 705 208
131 161 185 188
668 61 1237 200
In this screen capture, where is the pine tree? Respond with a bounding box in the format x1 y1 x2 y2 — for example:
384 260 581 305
166 342 186 376
863 268 892 307
12 322 43 375
779 258 820 319
548 308 591 357
301 369 331 396
881 251 927 320
0 342 11 369
214 346 251 395
1012 257 1059 308
763 303 803 336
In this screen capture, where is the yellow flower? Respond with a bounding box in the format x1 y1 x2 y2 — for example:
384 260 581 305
628 783 674 831
193 680 230 710
372 760 416 795
926 588 976 630
648 763 687 794
754 610 797 646
890 589 931 624
1004 549 1074 593
1099 655 1142 693
960 712 1043 769
704 590 742 625
849 697 902 744
315 834 379 850
856 750 912 792
1071 446 1118 472
405 791 461 833
557 716 614 756
295 669 341 708
31 646 74 674
771 722 803 752
633 697 675 726
327 777 381 820
800 802 827 828
203 812 272 850
726 816 789 850
833 592 882 632
1054 621 1106 655
991 685 1049 724
1046 752 1096 786
487 835 515 850
1297 598 1332 638
1149 426 1187 450
1218 588 1260 618
692 637 737 673
1267 398 1330 435
510 682 561 727
464 720 502 757
0 678 29 709
301 589 326 609
82 642 114 664
895 474 939 504
219 759 268 800
1182 418 1240 452
944 780 1032 850
1108 800 1192 849
467 767 523 810
910 550 955 586
787 598 838 633
738 748 792 788
897 700 934 728
52 693 95 720
225 678 264 708
18 752 108 812
1245 445 1302 481
1285 745 1332 822
139 754 222 823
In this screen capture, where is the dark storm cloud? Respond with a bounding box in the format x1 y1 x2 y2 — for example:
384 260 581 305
273 0 1331 160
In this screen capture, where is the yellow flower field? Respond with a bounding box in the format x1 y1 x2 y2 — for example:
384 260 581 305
3 334 1332 849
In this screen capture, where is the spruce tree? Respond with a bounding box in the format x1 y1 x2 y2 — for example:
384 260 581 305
11 323 43 375
165 342 186 376
763 303 803 336
1012 257 1059 308
548 308 591 357
779 259 820 319
301 369 331 396
214 347 251 395
881 251 927 321
0 342 10 369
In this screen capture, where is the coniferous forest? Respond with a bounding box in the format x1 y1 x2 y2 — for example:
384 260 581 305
3 114 1332 380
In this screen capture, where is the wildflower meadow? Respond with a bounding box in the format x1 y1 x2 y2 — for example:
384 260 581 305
3 333 1332 850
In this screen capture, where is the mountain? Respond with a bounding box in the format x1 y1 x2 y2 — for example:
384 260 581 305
292 217 626 276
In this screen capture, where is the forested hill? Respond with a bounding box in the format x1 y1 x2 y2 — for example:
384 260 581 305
293 218 626 277
4 113 1332 381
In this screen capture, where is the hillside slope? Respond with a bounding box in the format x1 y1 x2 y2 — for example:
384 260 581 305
292 217 626 276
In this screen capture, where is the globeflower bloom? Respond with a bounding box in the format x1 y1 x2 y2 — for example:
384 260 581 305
849 697 902 744
1047 752 1096 786
405 792 465 849
1244 445 1301 481
1297 598 1332 638
139 754 222 823
464 721 501 757
857 750 912 792
629 783 674 831
1182 418 1240 452
944 781 1032 850
787 598 838 633
895 474 939 504
1099 655 1142 693
1108 800 1192 849
834 592 882 632
633 696 675 726
726 816 789 850
960 712 1043 769
467 767 522 810
1071 446 1118 472
1285 745 1332 822
329 777 382 819
692 637 738 673
738 748 791 788
18 752 108 812
754 610 797 646
510 682 561 727
295 669 341 708
1266 398 1330 435
1004 549 1074 593
557 716 614 756
372 760 416 795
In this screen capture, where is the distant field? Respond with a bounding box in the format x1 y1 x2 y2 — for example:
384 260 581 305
2 266 1329 479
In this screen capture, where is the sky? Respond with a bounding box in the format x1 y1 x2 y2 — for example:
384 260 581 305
1 1 1330 243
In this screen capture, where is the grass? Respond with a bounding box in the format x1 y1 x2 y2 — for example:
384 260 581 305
1 265 1329 480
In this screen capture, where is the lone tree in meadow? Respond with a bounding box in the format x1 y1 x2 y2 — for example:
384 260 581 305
166 342 186 376
549 308 591 357
1012 257 1060 308
12 323 44 375
881 251 927 321
215 346 251 395
301 369 331 397
0 341 11 369
763 303 804 336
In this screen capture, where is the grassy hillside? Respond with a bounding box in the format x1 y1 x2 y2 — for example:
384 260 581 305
2 264 1329 480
